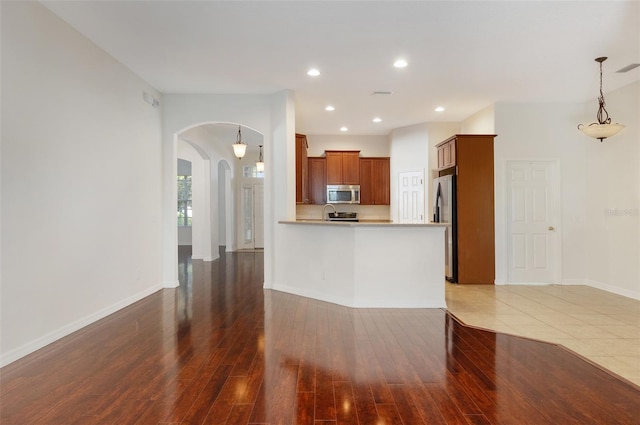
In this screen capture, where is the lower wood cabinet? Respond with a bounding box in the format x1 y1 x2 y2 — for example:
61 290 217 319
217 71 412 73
360 157 390 205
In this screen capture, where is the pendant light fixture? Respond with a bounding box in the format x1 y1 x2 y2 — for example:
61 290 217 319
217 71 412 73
256 145 264 172
232 125 247 159
578 57 625 142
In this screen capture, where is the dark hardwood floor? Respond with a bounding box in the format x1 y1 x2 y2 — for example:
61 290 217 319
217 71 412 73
1 247 639 424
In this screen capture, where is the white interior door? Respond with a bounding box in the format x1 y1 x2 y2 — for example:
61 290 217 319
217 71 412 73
398 171 424 223
506 160 559 283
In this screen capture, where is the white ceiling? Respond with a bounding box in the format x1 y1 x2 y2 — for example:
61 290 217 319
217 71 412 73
42 0 639 137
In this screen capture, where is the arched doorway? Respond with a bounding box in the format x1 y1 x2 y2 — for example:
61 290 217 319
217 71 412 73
177 122 265 260
177 137 214 261
218 159 233 251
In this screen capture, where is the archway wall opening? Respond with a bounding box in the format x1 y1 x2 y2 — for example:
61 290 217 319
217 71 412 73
177 138 213 260
218 159 232 251
162 91 296 288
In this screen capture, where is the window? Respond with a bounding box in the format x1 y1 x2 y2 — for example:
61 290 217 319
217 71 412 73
243 165 264 179
243 185 253 243
177 175 192 226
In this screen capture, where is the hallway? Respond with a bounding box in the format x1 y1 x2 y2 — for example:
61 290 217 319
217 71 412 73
1 249 638 424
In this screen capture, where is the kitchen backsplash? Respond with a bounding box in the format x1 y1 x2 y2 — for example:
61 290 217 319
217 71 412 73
296 204 391 221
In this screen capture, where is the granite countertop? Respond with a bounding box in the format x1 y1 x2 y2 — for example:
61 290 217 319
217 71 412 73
279 219 448 227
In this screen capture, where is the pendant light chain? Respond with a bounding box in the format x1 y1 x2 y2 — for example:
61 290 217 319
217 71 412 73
596 59 611 125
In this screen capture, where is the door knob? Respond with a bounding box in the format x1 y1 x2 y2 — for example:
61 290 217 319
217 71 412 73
548 226 555 231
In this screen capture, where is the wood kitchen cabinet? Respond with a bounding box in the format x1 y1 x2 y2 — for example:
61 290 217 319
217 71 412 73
296 134 309 203
325 151 360 185
436 138 456 170
360 157 390 205
437 134 495 284
307 157 326 204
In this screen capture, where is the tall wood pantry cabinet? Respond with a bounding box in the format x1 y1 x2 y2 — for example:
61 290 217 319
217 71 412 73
295 134 309 204
436 134 495 284
307 157 327 204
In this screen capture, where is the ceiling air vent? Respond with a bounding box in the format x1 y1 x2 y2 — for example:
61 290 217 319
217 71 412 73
616 63 640 73
372 91 393 96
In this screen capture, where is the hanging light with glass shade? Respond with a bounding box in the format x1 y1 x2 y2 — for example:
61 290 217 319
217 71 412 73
256 145 264 172
232 125 247 159
578 57 625 142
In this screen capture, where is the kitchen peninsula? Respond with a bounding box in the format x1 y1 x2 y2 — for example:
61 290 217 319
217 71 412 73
276 220 447 308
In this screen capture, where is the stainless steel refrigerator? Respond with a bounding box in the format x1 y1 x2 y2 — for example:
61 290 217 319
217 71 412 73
433 175 457 282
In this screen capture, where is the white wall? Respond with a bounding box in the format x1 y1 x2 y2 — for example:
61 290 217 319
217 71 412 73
1 2 163 365
492 85 640 301
460 104 495 134
306 134 390 157
494 102 588 286
389 123 430 222
582 81 639 299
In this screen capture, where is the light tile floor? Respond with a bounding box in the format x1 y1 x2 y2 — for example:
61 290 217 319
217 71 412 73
445 284 640 386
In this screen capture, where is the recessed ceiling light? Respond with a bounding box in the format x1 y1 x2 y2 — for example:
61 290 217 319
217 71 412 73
373 117 382 123
393 59 408 68
307 68 320 77
340 126 348 132
325 105 335 111
435 106 445 112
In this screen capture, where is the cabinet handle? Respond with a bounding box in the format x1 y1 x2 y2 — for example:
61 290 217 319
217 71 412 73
548 226 555 231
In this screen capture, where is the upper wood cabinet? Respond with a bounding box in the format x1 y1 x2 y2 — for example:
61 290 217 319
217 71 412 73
307 157 327 205
360 157 390 205
296 134 309 203
436 138 456 170
326 151 360 185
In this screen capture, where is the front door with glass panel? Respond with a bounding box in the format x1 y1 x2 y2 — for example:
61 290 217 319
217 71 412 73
240 182 264 249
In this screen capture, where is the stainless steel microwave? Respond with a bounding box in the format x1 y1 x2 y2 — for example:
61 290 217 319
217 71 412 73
327 185 360 204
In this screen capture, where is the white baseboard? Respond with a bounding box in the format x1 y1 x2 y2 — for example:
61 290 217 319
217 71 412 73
562 278 640 301
270 284 354 308
495 278 638 300
352 299 447 309
163 280 179 288
0 283 164 368
270 284 446 309
560 278 585 285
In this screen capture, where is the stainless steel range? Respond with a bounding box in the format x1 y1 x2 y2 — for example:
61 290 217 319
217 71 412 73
327 212 358 222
